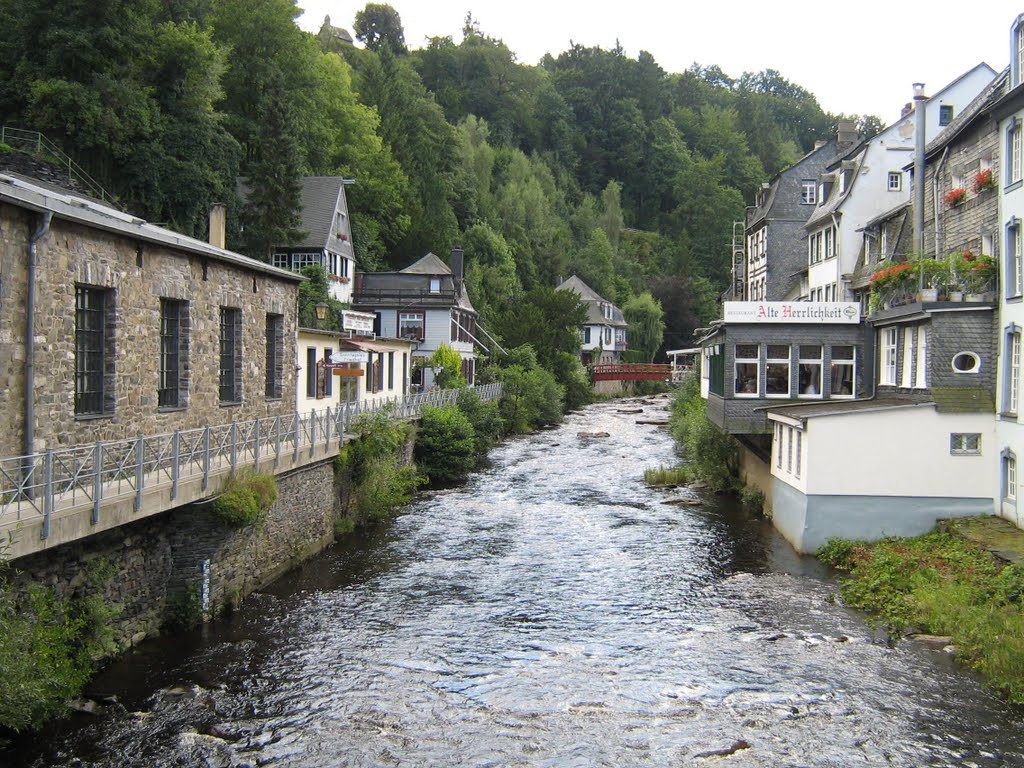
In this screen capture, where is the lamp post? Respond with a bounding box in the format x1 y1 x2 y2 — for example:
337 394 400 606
315 301 328 328
432 365 443 390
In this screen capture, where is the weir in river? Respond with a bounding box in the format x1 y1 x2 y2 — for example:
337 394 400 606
8 397 1023 767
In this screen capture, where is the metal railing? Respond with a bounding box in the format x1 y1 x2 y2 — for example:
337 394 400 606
0 126 115 204
0 383 502 541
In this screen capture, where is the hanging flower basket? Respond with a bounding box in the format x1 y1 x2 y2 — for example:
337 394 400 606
973 168 995 193
944 187 967 208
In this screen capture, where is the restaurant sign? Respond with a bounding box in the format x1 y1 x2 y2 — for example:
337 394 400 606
342 310 376 334
723 301 860 324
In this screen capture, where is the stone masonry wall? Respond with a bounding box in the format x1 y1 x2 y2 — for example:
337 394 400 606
0 205 299 456
9 459 338 649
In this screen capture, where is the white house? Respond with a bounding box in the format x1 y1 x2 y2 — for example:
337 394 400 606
804 63 996 303
992 13 1024 530
767 400 995 553
556 275 628 365
266 177 357 304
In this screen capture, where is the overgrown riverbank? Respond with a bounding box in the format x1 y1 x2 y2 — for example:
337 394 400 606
819 530 1024 703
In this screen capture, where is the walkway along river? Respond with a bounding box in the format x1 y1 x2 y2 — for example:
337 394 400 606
8 397 1024 766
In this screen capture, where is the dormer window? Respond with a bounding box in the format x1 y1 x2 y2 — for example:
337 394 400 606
430 277 441 294
800 180 816 205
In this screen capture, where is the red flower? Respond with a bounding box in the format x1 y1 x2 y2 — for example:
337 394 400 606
944 187 967 208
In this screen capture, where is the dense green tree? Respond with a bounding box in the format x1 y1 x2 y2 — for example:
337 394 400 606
497 285 587 369
239 66 304 261
462 222 520 324
622 292 666 362
353 3 406 53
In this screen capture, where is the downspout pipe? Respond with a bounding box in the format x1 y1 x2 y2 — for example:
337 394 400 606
912 83 929 259
26 212 52 461
932 147 950 259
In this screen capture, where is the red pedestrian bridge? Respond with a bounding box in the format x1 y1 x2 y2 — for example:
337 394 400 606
590 363 673 382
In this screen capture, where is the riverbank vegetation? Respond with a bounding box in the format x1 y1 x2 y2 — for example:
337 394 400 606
663 373 740 492
818 532 1024 703
0 557 118 735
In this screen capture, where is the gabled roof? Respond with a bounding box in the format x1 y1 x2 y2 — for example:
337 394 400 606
0 173 303 283
556 275 627 327
401 252 451 274
557 274 605 302
748 138 838 228
924 68 1008 160
295 177 349 250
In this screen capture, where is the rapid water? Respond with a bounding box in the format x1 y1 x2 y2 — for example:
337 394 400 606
9 397 1023 767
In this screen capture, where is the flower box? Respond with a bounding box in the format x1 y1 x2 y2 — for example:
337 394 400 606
973 168 995 194
944 187 967 208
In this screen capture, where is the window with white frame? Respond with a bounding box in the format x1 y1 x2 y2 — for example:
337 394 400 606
801 180 816 205
888 172 902 191
831 345 856 396
775 422 783 468
809 231 822 264
765 345 791 397
952 172 965 192
795 432 802 478
1008 219 1023 298
1005 452 1018 501
786 427 793 473
982 234 993 257
1010 120 1022 185
734 344 760 397
880 331 897 386
824 226 835 259
1018 21 1024 87
398 311 425 340
950 433 981 455
914 327 927 388
1009 331 1021 415
939 105 954 127
798 345 822 397
901 328 914 388
429 277 441 294
880 228 889 260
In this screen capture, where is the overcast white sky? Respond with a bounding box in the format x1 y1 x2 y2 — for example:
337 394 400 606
298 1 1022 125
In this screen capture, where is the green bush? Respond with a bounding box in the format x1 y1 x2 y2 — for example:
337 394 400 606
818 532 1024 702
212 472 278 528
456 388 503 461
668 374 738 493
739 485 765 514
0 560 120 732
338 408 410 484
355 455 421 520
415 405 477 485
550 351 592 412
164 581 203 631
643 465 690 486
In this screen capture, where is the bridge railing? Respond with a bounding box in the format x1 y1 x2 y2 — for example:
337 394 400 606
0 383 503 541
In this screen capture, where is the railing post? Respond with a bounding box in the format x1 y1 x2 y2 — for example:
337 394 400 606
41 449 53 540
230 421 238 471
202 426 211 491
134 436 144 513
325 406 332 449
254 418 260 469
310 409 317 458
92 441 102 524
293 413 301 463
171 431 180 501
275 415 281 468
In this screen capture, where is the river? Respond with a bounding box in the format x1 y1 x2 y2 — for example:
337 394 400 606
7 396 1023 767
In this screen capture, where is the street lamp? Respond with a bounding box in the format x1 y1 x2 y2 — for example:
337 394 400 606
315 301 329 326
432 364 443 389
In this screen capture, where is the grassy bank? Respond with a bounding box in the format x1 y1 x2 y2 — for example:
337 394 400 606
819 531 1024 703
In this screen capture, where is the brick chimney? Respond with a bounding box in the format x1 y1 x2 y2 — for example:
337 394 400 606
208 202 226 249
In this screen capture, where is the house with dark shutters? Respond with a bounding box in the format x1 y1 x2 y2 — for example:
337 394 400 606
556 275 628 366
353 249 478 389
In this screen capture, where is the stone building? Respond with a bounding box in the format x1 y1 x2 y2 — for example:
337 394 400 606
0 172 303 458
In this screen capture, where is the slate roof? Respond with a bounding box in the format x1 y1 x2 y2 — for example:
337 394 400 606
556 275 627 327
401 252 451 275
0 172 302 282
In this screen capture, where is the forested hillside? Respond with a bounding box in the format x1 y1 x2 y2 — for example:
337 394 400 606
0 0 873 354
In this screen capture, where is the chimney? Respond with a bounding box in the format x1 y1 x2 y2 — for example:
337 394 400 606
836 119 858 149
208 203 226 249
451 245 464 295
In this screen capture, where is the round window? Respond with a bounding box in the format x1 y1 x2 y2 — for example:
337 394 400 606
951 352 980 373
